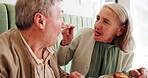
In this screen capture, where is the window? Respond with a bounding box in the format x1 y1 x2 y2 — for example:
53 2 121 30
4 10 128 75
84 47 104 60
91 0 117 22
130 0 148 69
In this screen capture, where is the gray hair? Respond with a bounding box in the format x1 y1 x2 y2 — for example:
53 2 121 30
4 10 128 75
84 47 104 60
15 0 61 30
103 3 135 52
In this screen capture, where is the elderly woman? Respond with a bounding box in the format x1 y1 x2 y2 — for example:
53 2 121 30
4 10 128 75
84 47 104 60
58 3 135 77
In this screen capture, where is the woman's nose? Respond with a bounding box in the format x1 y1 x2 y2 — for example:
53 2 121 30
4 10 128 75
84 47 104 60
95 21 102 29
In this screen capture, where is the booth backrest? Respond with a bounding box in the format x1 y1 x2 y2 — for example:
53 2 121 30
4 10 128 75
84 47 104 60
0 3 16 34
63 14 93 32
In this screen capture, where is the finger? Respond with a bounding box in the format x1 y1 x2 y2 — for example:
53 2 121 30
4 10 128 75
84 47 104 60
73 71 84 78
65 28 69 35
64 24 72 35
67 24 72 28
69 26 75 34
140 68 146 75
137 67 145 72
62 29 68 36
75 72 81 77
65 25 75 35
140 68 148 77
61 26 71 36
69 72 78 78
62 24 72 30
129 70 141 77
136 67 146 76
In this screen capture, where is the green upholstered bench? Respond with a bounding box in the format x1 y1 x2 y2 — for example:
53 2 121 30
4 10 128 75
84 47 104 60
63 13 93 32
0 3 16 34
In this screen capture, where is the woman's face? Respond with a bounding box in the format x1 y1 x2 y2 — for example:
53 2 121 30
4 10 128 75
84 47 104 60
94 7 124 43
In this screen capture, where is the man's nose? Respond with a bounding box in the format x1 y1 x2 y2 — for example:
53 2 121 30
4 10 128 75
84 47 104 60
61 21 66 28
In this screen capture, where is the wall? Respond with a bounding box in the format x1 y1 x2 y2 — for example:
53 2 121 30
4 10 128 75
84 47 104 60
0 0 16 4
62 0 93 18
118 0 130 10
0 0 93 18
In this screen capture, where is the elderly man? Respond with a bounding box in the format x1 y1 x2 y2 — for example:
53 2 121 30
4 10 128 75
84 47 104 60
0 0 84 78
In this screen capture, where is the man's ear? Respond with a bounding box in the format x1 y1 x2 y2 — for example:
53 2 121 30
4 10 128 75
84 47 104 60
116 25 126 36
34 13 46 29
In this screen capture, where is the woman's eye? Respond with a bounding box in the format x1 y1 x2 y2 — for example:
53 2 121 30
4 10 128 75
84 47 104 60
96 17 100 20
104 20 109 24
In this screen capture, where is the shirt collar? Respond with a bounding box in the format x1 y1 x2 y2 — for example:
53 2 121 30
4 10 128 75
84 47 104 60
19 31 54 64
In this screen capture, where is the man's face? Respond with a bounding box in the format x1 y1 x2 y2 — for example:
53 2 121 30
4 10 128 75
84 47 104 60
44 1 64 46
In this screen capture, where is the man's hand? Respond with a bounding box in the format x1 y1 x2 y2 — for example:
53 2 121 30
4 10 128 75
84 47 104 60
129 67 148 78
61 24 75 46
69 71 84 78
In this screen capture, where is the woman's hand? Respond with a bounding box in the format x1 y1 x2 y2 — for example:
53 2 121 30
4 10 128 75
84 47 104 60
69 71 84 78
129 67 148 78
61 24 75 46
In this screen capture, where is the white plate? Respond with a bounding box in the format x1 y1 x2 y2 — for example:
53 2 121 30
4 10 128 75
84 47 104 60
99 74 113 78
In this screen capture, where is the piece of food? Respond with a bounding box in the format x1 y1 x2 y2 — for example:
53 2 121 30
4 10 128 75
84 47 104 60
114 72 131 78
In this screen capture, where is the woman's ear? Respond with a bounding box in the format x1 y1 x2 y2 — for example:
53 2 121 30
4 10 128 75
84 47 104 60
116 25 126 36
34 13 46 29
